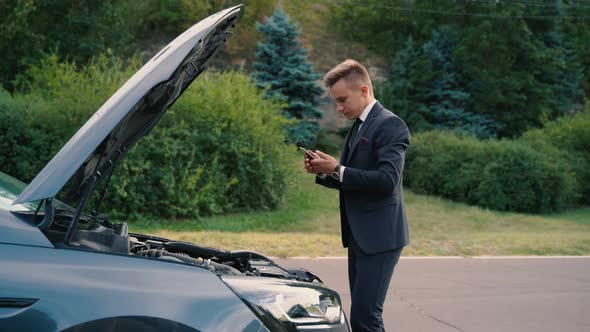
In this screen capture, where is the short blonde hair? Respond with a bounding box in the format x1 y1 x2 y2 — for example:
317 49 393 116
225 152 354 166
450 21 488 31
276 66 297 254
322 59 372 90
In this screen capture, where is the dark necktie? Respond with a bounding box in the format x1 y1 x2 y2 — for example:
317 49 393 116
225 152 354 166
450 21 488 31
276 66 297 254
348 118 363 148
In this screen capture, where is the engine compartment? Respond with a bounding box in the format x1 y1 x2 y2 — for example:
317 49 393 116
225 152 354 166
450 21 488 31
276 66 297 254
34 212 322 283
129 233 323 282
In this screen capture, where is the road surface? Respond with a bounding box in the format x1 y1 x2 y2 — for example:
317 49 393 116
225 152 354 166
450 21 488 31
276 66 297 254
276 256 590 332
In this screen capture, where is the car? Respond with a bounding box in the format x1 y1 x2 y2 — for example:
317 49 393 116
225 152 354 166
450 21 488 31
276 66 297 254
0 5 349 332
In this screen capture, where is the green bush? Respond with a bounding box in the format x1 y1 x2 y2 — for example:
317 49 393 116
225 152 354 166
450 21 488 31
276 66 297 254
404 131 486 201
406 130 580 213
523 108 590 204
1 53 143 184
0 87 45 181
473 140 577 213
14 53 143 152
2 54 290 219
107 71 290 219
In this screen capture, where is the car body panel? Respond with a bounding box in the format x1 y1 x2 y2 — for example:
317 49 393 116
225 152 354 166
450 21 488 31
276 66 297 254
0 210 53 248
14 5 243 206
0 172 59 248
0 243 264 332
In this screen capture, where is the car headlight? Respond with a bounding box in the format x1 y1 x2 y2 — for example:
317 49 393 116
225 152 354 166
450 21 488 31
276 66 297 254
222 276 342 331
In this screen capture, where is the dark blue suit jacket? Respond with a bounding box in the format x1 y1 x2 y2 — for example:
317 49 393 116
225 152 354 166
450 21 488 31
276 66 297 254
316 102 410 254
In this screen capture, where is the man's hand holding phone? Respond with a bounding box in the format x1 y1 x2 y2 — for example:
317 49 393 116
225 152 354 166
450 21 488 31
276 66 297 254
301 148 340 177
300 147 320 174
299 146 318 159
301 147 339 176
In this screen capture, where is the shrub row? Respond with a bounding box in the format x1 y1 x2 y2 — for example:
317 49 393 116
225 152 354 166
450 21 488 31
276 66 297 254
1 54 290 219
405 108 589 213
523 110 590 204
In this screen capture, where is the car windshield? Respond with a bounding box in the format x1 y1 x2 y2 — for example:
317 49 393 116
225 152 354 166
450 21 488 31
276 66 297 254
0 171 71 212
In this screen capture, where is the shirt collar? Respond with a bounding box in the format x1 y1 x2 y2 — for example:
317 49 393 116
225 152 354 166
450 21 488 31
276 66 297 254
358 99 377 123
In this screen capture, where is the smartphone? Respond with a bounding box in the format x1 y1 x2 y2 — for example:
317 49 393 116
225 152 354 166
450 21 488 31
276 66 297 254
298 146 317 160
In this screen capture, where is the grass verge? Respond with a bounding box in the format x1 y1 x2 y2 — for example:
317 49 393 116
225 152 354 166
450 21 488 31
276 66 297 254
128 151 590 257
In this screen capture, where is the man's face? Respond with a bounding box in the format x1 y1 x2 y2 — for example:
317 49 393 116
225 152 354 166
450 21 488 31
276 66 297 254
330 79 367 120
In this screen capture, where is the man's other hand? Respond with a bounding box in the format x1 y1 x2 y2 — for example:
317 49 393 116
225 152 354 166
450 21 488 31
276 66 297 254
309 150 338 174
303 151 320 174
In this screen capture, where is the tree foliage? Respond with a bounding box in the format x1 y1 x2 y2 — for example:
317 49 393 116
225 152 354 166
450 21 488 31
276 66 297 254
0 0 281 90
0 0 140 89
377 36 433 133
378 28 500 138
423 26 499 138
333 0 590 137
254 5 323 146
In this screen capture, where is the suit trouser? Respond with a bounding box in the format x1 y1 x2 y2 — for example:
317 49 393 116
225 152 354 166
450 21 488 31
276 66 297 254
348 234 403 332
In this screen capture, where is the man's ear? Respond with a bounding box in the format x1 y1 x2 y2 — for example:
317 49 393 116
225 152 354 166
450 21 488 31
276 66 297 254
360 85 369 96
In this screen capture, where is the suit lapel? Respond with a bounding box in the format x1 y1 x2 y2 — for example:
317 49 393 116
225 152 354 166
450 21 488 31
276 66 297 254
346 102 383 164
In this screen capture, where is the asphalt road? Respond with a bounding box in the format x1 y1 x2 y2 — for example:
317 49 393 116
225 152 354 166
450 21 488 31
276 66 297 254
276 256 590 332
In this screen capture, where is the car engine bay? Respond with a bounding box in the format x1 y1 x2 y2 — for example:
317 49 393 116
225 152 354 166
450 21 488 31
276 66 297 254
35 212 322 283
130 233 323 283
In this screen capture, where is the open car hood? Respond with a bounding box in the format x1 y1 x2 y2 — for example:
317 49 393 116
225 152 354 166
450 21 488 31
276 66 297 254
14 5 243 206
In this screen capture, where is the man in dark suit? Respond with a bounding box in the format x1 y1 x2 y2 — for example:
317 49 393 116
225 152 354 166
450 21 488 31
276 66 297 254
304 59 410 332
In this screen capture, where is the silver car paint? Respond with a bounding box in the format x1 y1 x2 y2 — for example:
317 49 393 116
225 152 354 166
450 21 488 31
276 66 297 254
0 243 264 331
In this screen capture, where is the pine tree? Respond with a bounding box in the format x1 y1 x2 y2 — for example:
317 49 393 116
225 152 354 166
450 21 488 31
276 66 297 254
379 36 434 133
254 6 323 146
422 27 499 138
539 0 584 115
